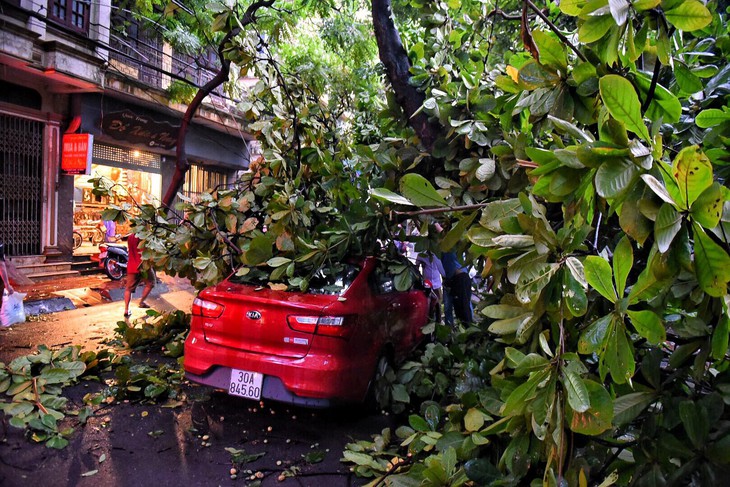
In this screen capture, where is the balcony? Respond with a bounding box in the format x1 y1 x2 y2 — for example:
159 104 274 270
108 28 227 102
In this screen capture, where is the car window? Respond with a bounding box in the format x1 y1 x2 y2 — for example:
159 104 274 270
307 264 360 295
371 258 420 294
229 263 360 295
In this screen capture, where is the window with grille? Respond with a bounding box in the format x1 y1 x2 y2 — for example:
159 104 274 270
48 0 90 33
181 164 230 202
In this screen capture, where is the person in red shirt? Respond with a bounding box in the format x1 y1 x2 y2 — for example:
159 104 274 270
123 233 155 318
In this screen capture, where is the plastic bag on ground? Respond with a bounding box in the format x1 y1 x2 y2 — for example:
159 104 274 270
1 291 27 327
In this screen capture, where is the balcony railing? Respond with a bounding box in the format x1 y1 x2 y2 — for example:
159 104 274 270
109 30 227 100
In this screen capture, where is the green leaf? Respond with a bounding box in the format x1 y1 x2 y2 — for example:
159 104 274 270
605 322 635 384
400 174 449 208
464 459 501 485
467 227 496 247
266 257 292 267
517 60 561 89
480 199 523 232
41 368 72 385
613 392 656 426
47 436 69 449
567 380 614 435
711 310 729 360
515 263 560 305
635 74 682 124
563 269 588 317
627 310 666 344
514 353 550 377
675 63 704 94
679 400 709 448
532 30 567 71
695 109 730 128
619 185 653 245
633 0 660 9
440 212 478 252
562 369 590 413
242 235 273 266
599 75 651 141
578 314 612 354
673 146 713 208
595 158 639 199
547 115 595 142
502 369 551 416
690 182 725 229
579 15 614 44
584 256 617 302
613 236 633 297
655 203 683 254
664 0 712 31
409 415 431 432
483 304 527 320
391 384 410 403
560 0 586 15
488 313 533 336
369 188 414 206
693 224 730 297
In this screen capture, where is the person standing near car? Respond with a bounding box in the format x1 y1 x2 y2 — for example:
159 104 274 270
417 251 446 323
123 233 154 318
0 241 14 296
442 251 473 326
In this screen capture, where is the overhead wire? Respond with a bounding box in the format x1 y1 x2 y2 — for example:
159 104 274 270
5 0 253 150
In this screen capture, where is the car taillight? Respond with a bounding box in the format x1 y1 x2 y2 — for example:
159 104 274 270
192 297 224 318
287 315 351 337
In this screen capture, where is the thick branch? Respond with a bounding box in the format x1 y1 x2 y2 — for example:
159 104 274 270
371 0 440 164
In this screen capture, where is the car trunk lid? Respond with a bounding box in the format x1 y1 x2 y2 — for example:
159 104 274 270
200 282 339 359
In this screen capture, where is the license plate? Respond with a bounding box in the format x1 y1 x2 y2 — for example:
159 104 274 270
228 368 263 400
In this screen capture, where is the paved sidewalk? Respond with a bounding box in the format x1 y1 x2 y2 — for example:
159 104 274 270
11 272 196 317
0 287 196 360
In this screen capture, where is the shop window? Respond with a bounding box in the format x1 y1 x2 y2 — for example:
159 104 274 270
48 0 90 33
73 163 162 252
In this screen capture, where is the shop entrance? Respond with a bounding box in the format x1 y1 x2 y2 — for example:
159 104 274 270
73 164 161 256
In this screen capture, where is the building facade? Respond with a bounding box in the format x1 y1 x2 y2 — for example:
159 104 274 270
0 0 252 264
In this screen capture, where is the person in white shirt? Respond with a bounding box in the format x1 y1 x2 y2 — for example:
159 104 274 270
417 251 446 323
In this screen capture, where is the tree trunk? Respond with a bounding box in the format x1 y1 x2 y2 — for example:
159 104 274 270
371 0 440 161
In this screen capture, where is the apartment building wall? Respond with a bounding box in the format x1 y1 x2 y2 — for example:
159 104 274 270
0 0 251 259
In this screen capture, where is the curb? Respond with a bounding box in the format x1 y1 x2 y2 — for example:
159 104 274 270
21 282 171 316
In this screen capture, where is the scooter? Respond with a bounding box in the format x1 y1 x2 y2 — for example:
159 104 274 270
97 242 128 280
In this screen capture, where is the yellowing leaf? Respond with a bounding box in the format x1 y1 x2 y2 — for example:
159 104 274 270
464 408 486 432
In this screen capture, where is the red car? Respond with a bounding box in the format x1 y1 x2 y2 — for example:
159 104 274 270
184 256 430 408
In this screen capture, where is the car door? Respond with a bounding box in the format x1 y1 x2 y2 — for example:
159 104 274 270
369 260 428 357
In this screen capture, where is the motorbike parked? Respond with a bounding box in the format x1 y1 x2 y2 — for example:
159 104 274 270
72 221 106 249
97 242 128 280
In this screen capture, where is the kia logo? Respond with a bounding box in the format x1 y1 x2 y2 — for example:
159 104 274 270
246 311 262 320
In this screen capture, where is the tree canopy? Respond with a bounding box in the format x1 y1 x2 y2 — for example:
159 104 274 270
97 0 730 485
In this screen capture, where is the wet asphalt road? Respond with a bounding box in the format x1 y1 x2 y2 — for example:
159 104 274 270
0 282 393 486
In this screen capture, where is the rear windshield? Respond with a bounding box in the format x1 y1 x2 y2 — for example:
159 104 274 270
229 263 360 295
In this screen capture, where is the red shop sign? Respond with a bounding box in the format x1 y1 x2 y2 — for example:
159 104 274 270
61 133 94 175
